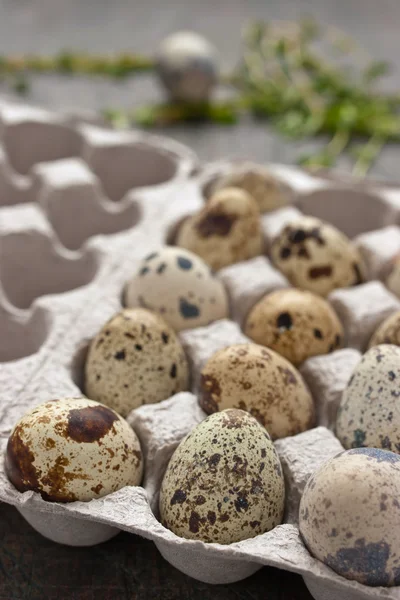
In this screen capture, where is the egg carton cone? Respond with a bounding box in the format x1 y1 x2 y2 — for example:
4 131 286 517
1 97 400 600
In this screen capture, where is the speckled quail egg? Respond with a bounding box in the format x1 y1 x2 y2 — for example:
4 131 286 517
299 447 400 587
244 289 344 366
386 255 400 298
5 397 143 502
210 163 289 213
159 409 285 544
175 187 263 271
125 247 229 331
369 311 400 348
85 308 189 417
156 31 218 103
199 343 314 439
270 216 366 297
336 344 400 453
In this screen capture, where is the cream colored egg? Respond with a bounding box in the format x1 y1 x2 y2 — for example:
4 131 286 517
5 397 143 502
386 255 400 298
211 162 289 213
369 311 400 348
199 343 314 439
336 345 400 452
299 448 400 586
270 216 365 297
244 289 344 366
85 308 189 417
159 409 285 544
125 247 229 331
176 187 263 271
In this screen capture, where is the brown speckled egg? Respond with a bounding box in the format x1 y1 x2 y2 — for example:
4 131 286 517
211 163 289 213
244 289 344 366
386 256 400 298
85 308 189 417
299 448 400 587
159 409 285 544
199 343 314 439
125 247 229 331
5 397 143 502
336 345 400 453
175 187 263 271
270 216 365 297
369 311 400 348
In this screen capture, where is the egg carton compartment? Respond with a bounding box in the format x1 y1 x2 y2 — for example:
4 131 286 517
1 108 400 600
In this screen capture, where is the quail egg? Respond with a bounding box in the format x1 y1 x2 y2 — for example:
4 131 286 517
156 31 218 103
369 311 400 348
5 397 143 502
211 163 289 213
85 308 189 417
159 409 285 544
199 343 314 439
336 344 400 453
244 289 344 366
270 216 365 297
125 247 229 331
386 255 400 298
299 447 400 587
175 187 263 271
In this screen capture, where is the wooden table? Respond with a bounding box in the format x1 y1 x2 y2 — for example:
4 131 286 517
0 0 399 598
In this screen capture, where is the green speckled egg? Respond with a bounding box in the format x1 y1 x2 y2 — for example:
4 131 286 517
336 344 400 453
159 409 285 544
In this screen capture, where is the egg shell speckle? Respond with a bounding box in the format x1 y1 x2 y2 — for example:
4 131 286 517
85 308 189 417
211 163 289 213
176 187 263 271
270 216 365 297
199 343 314 439
369 310 400 348
159 409 285 544
125 247 229 332
299 447 400 587
244 289 344 366
336 344 400 453
5 397 143 503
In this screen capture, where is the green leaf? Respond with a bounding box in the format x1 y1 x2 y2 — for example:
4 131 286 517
363 60 390 83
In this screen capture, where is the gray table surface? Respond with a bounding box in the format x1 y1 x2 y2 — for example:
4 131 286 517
0 1 399 598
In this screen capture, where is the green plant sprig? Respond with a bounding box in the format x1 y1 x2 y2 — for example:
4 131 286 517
1 19 399 174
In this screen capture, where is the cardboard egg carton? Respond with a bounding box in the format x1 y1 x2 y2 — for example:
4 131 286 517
1 98 400 600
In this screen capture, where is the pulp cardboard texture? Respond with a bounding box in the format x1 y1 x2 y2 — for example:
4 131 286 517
1 98 400 600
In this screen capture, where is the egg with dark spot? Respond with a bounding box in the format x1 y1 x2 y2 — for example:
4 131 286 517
244 289 344 366
199 343 314 439
271 216 365 297
336 345 400 453
299 448 400 586
368 310 400 348
125 247 228 331
176 187 263 271
159 409 285 544
85 308 189 416
5 397 143 502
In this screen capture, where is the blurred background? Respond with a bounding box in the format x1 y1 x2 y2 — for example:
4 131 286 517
0 0 400 177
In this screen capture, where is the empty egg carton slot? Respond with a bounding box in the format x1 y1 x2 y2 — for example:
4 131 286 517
83 137 180 203
0 303 51 362
1 120 82 176
0 231 101 310
33 158 142 251
296 187 395 239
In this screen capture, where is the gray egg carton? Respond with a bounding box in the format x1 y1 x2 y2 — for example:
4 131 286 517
1 97 400 600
